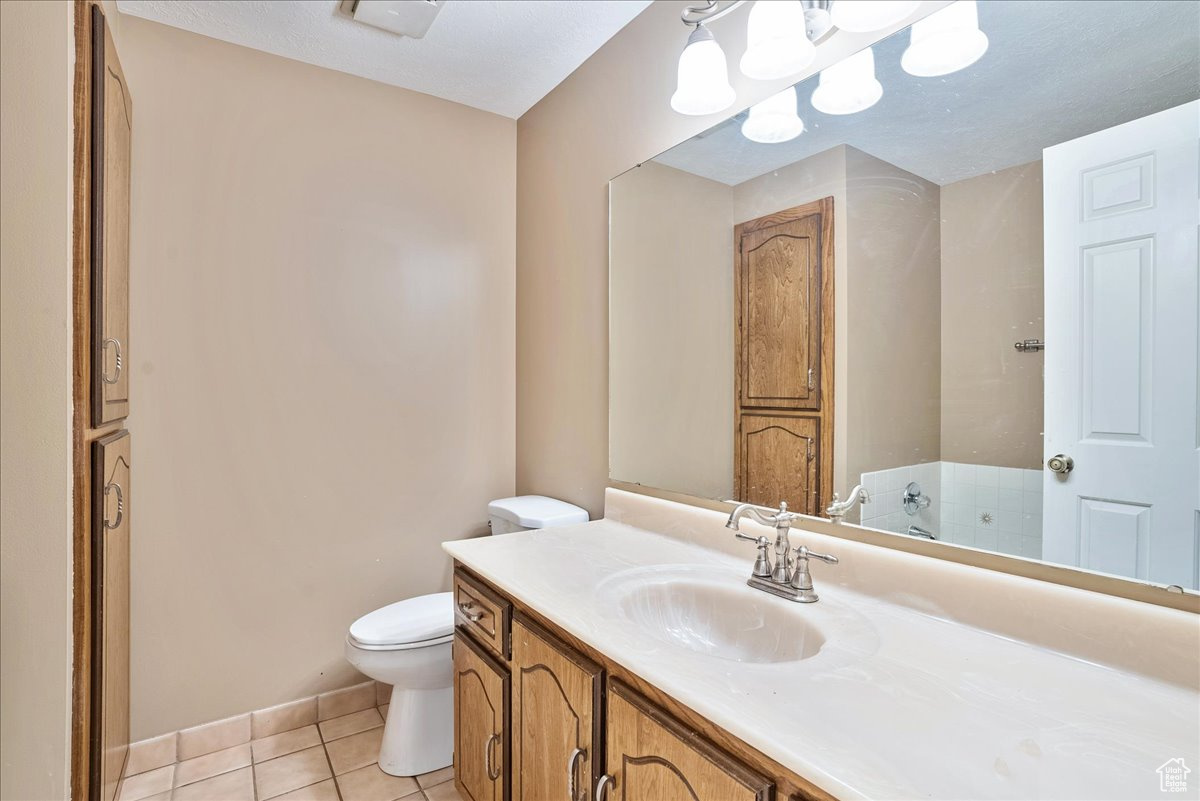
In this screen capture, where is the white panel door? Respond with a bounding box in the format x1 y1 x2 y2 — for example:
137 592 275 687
1043 101 1200 588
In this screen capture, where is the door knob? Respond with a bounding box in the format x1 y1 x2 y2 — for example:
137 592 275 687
1046 454 1074 475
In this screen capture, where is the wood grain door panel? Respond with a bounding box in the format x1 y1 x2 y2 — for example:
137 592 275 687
740 218 820 409
90 4 131 426
737 413 820 515
511 616 603 801
454 631 510 801
91 429 130 801
605 681 772 801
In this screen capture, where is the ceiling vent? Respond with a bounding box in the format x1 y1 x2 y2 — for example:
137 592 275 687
342 0 446 39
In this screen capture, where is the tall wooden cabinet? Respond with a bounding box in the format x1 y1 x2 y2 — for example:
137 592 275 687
734 199 834 516
72 4 133 800
452 566 834 801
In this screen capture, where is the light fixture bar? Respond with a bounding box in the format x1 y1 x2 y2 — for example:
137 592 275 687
681 0 748 27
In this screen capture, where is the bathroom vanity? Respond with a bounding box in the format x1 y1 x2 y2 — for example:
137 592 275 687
445 489 1199 801
448 565 814 801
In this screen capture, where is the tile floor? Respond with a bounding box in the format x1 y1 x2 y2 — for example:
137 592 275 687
119 704 462 801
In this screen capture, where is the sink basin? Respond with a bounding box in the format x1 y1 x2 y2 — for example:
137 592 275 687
604 566 826 664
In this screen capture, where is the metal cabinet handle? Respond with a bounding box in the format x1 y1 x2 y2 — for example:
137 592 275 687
595 774 615 801
1046 454 1074 475
458 600 484 622
485 732 500 781
807 366 815 390
103 482 124 530
102 337 123 385
567 747 585 801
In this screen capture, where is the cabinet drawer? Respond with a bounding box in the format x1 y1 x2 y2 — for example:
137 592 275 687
453 568 511 660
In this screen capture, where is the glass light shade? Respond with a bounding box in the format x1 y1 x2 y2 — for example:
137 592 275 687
810 47 883 115
740 0 815 81
742 87 805 144
901 0 989 77
671 25 737 115
830 0 920 33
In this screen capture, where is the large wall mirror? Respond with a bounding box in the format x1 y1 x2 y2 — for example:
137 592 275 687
609 0 1200 591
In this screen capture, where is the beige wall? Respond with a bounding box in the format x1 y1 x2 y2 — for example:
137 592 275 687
844 147 941 486
609 162 734 499
0 1 75 798
941 161 1043 469
515 1 946 518
118 17 516 739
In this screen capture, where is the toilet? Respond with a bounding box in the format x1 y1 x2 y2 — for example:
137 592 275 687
344 495 588 776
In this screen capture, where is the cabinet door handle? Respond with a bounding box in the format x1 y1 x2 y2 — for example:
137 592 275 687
807 366 815 391
103 482 124 530
595 774 615 801
485 732 500 781
458 600 484 622
567 747 585 801
102 337 123 385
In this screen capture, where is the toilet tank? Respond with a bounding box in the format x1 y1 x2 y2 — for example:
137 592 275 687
487 495 589 535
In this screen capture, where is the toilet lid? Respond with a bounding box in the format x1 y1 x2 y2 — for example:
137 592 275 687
349 592 454 647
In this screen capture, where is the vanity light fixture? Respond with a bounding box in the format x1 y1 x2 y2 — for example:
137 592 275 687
901 0 989 77
810 46 883 115
829 0 920 33
740 0 815 80
671 23 738 115
742 86 806 143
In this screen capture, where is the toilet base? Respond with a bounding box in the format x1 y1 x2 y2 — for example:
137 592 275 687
378 684 453 777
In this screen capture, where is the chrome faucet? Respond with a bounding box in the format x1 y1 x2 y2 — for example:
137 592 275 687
726 501 799 583
825 484 870 523
726 501 838 603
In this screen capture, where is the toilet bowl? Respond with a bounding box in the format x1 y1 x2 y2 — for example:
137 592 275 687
343 592 454 777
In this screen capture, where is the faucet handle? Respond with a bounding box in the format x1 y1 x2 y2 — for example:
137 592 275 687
794 544 839 565
735 532 773 578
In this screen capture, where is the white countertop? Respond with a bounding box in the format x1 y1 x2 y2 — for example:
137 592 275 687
444 512 1199 800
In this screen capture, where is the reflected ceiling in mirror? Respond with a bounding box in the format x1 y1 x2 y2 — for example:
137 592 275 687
608 0 1200 591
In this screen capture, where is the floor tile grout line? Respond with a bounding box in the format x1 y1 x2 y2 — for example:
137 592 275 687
319 736 343 801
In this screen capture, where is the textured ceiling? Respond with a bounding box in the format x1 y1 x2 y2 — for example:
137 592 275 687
115 0 653 118
652 0 1200 186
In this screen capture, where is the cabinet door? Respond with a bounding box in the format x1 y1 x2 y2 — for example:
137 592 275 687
737 412 820 515
454 631 510 801
736 207 827 411
602 681 772 801
511 616 603 801
90 4 131 426
92 430 130 801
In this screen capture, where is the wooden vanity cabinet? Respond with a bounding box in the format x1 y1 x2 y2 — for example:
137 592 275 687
510 616 603 801
603 680 773 801
452 565 829 801
453 631 510 801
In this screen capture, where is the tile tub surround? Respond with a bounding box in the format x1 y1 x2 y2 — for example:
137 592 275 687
861 461 1043 559
120 682 459 801
444 488 1199 801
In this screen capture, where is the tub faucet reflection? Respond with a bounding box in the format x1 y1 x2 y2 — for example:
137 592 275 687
825 484 871 523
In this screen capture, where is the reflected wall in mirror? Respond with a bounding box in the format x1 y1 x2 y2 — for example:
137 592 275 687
609 0 1200 589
